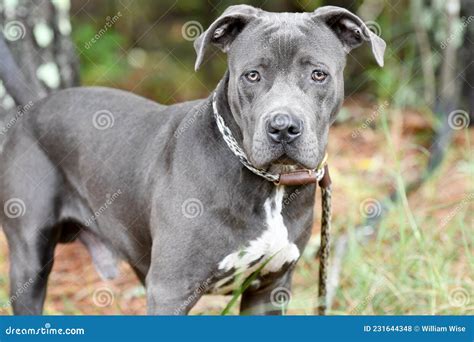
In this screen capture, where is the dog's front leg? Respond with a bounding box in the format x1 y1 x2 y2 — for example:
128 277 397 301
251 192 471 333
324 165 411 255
146 265 205 315
239 270 294 315
145 245 207 315
146 284 195 315
146 264 202 315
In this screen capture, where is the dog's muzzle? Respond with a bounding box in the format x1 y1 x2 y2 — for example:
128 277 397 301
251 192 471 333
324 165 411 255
212 87 327 186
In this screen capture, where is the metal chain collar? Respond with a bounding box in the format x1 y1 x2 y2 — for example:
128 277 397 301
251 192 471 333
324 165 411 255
212 90 325 184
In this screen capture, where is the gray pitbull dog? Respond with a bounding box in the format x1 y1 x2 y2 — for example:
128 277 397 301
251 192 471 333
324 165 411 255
0 5 384 315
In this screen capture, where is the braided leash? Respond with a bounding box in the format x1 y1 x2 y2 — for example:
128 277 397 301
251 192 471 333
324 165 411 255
318 178 332 315
212 89 332 315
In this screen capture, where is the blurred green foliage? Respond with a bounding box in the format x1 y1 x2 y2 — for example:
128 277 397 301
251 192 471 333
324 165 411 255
73 23 130 84
69 0 466 108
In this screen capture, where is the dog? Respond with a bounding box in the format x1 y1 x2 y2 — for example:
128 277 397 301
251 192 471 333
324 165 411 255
0 5 384 315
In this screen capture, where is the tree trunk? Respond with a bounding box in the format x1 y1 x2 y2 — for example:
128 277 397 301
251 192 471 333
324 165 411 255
0 0 79 112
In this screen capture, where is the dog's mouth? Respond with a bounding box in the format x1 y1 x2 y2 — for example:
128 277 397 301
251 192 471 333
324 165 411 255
249 139 321 173
267 155 305 174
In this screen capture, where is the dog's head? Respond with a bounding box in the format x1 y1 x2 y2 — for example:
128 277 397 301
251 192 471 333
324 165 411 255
195 5 385 172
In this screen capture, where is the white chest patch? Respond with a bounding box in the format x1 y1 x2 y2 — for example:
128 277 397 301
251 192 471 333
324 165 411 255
213 187 300 293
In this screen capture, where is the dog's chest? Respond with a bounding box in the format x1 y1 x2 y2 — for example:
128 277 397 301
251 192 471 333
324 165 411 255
211 187 300 294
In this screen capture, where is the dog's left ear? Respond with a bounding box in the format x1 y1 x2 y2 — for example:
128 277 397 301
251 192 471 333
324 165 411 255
313 6 386 67
194 5 259 71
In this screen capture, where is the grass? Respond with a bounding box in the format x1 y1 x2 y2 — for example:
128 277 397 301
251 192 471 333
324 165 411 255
0 102 472 315
289 106 473 315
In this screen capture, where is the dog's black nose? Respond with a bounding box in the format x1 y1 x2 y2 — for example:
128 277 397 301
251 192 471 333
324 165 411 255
267 113 302 143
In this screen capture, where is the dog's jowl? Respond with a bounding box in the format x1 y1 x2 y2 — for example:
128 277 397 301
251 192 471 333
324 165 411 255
0 5 384 315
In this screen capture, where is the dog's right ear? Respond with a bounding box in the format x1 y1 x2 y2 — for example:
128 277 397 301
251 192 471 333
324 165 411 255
312 6 386 67
193 5 259 71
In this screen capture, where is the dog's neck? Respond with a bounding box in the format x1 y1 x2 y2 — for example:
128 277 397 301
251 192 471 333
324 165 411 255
212 71 245 146
201 73 274 190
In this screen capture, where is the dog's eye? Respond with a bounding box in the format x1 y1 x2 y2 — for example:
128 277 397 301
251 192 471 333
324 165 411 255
311 70 328 82
244 70 261 83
